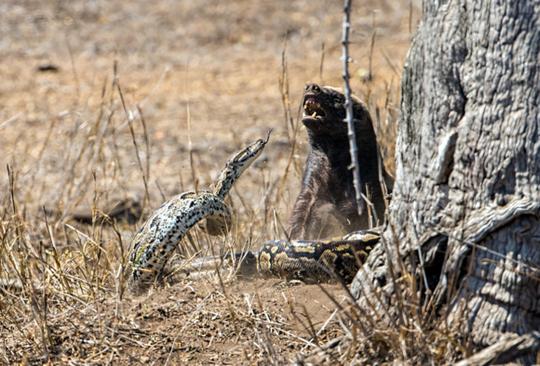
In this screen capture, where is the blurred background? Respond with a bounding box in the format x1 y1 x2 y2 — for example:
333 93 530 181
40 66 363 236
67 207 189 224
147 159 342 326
0 0 419 210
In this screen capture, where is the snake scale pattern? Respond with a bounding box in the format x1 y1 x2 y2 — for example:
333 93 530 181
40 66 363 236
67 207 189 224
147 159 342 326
128 130 380 292
250 232 379 282
128 132 270 291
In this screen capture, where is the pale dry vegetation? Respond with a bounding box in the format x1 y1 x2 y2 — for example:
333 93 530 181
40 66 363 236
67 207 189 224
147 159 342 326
0 1 431 364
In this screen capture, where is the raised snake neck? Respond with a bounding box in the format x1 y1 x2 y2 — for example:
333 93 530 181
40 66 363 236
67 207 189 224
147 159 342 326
127 132 271 292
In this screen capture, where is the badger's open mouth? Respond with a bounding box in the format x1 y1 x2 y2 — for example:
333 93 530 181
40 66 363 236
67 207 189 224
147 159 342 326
302 96 326 120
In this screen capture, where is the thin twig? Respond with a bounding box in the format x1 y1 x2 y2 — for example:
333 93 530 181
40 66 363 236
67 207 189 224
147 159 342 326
319 42 326 83
136 105 152 210
342 0 365 216
278 38 294 142
114 74 150 205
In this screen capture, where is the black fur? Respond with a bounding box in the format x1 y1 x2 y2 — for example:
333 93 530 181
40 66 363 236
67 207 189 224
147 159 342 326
288 83 393 239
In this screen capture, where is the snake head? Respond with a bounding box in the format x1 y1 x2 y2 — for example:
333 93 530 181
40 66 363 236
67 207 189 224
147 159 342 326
213 130 271 198
230 129 271 166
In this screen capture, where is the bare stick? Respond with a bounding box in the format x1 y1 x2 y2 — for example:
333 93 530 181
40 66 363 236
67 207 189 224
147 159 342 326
278 38 294 142
319 42 325 83
115 80 150 205
342 0 365 215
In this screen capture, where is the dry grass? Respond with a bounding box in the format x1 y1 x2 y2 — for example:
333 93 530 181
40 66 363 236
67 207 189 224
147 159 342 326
0 0 436 364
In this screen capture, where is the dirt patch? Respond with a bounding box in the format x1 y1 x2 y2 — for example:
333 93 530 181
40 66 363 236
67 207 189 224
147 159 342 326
4 276 351 364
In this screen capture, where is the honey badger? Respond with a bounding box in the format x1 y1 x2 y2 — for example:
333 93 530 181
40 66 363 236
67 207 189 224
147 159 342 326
288 83 393 240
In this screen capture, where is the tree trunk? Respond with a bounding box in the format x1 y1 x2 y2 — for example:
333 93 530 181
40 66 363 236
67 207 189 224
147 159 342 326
352 0 540 362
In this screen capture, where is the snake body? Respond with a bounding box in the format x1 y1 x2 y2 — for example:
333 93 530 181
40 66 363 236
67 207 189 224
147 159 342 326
128 133 270 291
253 230 379 282
178 230 380 284
128 131 381 292
129 192 230 290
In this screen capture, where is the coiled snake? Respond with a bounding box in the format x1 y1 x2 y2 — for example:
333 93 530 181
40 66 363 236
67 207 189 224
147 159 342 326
128 131 380 292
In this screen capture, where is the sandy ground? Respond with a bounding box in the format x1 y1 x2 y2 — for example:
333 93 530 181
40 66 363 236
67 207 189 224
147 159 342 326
0 1 419 363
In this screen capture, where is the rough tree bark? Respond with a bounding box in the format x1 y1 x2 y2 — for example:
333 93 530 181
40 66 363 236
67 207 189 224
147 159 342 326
352 0 540 362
